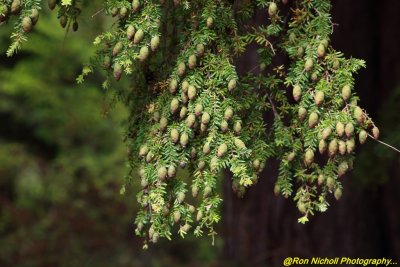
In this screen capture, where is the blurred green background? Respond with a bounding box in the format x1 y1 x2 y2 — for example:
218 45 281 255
0 3 221 267
1 1 400 267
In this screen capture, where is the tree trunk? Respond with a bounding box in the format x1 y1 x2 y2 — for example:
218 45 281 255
222 1 400 266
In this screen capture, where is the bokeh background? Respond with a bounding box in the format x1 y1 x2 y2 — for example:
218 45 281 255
1 1 399 266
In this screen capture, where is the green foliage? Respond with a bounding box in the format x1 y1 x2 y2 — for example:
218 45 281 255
255 0 373 224
1 0 382 246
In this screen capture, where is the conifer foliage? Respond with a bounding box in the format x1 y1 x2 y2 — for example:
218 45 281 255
1 0 381 246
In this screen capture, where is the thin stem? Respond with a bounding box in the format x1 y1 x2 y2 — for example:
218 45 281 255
91 8 105 18
367 134 400 153
267 40 276 55
267 93 279 118
261 83 279 118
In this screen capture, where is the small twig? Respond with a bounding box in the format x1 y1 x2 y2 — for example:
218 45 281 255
248 64 260 73
267 41 276 55
342 103 350 115
367 134 400 153
261 84 279 118
92 8 105 18
267 93 279 118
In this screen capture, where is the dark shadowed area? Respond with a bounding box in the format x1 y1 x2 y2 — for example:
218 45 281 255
223 1 400 266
